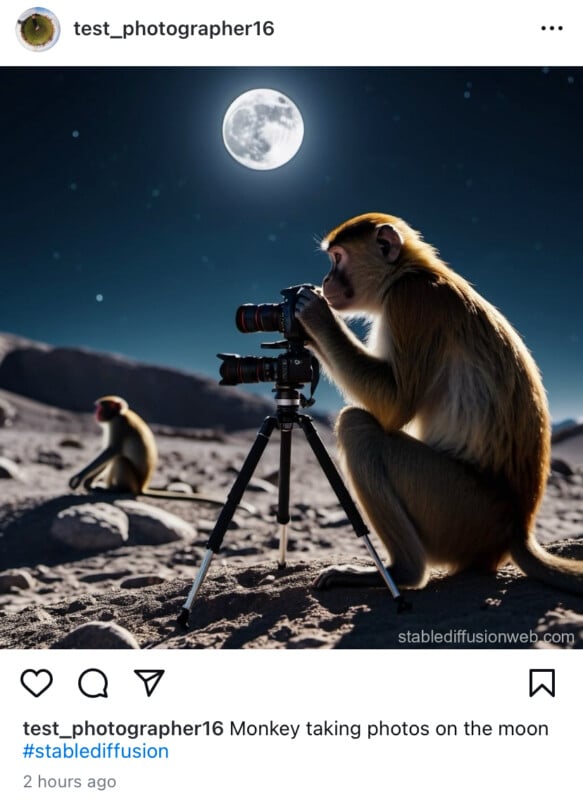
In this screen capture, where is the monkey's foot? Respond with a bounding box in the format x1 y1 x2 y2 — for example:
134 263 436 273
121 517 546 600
314 564 385 590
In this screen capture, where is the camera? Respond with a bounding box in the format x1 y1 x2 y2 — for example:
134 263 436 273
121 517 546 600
235 284 315 344
218 351 315 386
217 284 318 391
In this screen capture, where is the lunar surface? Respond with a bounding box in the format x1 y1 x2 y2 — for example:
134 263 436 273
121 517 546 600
1 334 583 649
222 88 304 170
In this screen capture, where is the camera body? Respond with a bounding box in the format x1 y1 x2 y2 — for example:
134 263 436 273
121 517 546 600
218 284 318 388
218 350 315 387
235 284 315 344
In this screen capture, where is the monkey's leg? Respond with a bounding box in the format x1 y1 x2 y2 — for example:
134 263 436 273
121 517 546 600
106 457 142 495
82 466 110 491
318 407 514 590
327 408 428 588
298 413 402 601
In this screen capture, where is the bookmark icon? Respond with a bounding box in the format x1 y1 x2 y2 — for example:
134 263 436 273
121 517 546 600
529 669 555 698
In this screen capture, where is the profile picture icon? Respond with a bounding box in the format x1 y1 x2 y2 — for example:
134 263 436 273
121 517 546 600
16 7 60 51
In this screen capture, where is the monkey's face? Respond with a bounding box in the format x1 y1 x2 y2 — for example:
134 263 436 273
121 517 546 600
322 223 404 313
322 246 355 311
95 396 126 423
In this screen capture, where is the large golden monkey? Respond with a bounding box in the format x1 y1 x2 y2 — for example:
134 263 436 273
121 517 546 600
295 212 583 594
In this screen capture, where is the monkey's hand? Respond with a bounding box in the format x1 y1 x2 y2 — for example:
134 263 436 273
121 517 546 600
69 473 82 491
295 286 338 347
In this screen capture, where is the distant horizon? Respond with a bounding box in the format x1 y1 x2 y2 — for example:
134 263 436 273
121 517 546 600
0 327 579 427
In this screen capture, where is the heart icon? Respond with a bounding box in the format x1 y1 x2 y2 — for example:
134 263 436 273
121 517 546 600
21 669 53 697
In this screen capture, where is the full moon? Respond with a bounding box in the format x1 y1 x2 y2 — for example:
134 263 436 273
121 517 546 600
222 88 304 171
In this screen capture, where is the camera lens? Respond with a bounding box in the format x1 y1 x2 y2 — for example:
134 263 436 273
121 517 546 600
236 303 283 334
218 355 278 385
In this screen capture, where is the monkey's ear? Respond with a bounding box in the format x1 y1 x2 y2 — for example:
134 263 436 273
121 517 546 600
376 224 403 263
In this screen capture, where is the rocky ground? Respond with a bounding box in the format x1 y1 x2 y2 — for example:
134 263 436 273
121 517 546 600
1 388 583 650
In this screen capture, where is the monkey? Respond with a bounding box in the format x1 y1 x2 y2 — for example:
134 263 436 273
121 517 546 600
69 396 156 495
294 212 583 595
69 395 254 512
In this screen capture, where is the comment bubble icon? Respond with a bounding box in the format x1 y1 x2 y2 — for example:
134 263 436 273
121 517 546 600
78 668 108 699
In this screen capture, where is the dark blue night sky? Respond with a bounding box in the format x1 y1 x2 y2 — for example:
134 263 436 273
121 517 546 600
1 67 582 420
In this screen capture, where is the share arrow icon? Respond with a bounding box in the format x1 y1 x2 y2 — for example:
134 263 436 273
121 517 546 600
134 670 165 697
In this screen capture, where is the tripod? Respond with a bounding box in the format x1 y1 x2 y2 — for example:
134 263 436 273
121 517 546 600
177 384 407 627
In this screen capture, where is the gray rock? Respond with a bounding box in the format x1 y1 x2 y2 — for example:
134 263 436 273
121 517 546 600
246 477 276 493
0 456 26 481
36 449 65 469
115 499 195 544
52 622 139 649
0 569 34 593
58 437 84 449
550 458 574 477
120 575 165 589
0 397 16 427
165 481 194 494
51 503 129 550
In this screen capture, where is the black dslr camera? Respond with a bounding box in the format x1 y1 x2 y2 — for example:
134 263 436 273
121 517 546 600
234 284 312 343
218 284 319 395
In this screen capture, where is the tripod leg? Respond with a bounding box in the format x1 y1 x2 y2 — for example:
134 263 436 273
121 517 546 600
297 415 405 607
277 425 292 568
179 549 213 624
177 416 277 627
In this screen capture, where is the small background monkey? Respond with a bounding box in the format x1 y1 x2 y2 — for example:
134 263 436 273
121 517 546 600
69 396 156 495
69 395 250 509
295 212 583 594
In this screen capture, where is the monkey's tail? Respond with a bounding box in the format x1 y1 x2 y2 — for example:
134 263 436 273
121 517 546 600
510 536 583 595
141 489 255 514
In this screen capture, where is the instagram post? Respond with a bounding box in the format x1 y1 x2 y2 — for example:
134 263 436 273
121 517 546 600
1 3 582 797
